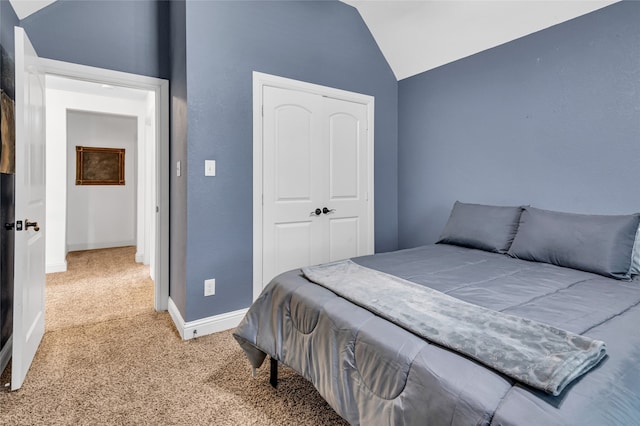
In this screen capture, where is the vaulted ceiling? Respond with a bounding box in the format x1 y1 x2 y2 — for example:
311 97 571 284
10 0 619 81
342 1 619 79
9 0 56 20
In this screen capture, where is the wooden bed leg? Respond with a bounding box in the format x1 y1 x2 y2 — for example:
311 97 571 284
270 357 278 389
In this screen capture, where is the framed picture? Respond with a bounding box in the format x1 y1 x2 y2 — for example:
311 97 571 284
1 90 15 174
76 146 125 185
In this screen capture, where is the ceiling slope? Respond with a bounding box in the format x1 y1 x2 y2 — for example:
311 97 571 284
343 0 619 80
9 0 57 20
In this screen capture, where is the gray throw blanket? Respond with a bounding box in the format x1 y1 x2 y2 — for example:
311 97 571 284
302 260 607 396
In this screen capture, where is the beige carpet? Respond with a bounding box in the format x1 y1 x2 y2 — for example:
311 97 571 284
45 247 154 332
0 247 347 425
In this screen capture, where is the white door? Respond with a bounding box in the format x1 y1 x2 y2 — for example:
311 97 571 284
12 27 46 391
262 86 371 285
262 87 325 282
324 96 371 262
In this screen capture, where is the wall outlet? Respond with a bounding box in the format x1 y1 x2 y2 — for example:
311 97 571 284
204 278 216 296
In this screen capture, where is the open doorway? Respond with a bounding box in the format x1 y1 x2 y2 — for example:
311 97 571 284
43 75 161 330
45 76 155 274
41 59 169 312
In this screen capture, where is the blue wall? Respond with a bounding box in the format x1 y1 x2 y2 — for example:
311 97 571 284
182 0 398 320
20 0 169 79
9 0 397 324
398 1 640 249
169 0 188 317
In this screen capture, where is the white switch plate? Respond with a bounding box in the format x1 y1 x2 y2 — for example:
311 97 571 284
176 160 181 177
205 160 216 176
204 278 216 296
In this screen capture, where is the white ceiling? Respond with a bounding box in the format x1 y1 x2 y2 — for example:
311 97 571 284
47 75 151 103
342 0 619 80
10 0 619 81
9 0 56 20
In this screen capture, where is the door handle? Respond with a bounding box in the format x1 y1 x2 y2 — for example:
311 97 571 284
25 220 40 232
310 208 322 217
322 207 336 215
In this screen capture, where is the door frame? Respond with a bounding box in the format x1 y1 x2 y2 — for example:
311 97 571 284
252 71 375 300
41 58 170 311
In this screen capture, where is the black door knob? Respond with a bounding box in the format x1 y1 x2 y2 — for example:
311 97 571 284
25 220 40 232
315 208 322 216
322 207 336 214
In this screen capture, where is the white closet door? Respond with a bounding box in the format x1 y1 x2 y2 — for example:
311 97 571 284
324 97 370 262
262 87 327 284
261 85 372 287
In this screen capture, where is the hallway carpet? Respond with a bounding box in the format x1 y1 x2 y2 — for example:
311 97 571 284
0 247 347 425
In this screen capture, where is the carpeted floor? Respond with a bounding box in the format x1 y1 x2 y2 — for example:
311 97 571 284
44 247 154 332
0 247 347 425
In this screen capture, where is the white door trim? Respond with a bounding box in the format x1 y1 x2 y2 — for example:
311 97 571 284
40 58 170 311
252 71 375 301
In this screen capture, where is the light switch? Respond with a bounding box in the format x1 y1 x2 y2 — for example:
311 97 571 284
176 160 181 177
205 160 216 176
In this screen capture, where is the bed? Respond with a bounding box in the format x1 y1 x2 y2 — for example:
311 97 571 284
234 203 640 425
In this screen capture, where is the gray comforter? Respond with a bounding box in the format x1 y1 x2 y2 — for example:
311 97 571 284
234 244 640 425
302 260 606 396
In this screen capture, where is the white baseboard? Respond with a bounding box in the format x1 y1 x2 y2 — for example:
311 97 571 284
135 252 144 263
0 336 12 377
46 260 67 273
67 241 136 252
168 298 248 340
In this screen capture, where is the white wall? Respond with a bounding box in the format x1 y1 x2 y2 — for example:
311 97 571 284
66 111 137 251
45 85 152 272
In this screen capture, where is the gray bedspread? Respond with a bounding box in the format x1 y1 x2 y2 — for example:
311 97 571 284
234 244 640 425
302 260 606 396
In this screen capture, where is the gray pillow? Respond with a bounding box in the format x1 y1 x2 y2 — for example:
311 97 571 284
629 226 640 275
508 207 640 280
437 201 524 254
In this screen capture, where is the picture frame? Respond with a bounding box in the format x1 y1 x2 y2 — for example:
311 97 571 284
76 146 125 185
1 90 15 174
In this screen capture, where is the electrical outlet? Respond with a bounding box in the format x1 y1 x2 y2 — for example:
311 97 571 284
204 278 216 296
